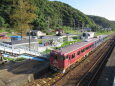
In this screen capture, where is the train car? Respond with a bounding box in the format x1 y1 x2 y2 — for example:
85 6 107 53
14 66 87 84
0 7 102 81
50 35 107 73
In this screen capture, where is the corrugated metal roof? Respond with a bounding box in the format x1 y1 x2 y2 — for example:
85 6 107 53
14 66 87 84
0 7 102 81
11 39 37 45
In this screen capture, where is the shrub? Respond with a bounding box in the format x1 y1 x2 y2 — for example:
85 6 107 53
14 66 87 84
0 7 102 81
15 58 26 61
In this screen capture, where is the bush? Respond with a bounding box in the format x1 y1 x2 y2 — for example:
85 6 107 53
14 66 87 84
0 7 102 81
15 58 26 61
3 57 26 62
3 57 14 61
43 49 51 54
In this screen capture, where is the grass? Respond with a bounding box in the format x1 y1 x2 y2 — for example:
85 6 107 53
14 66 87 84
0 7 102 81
4 57 14 61
43 49 52 54
3 57 26 62
95 31 115 36
63 27 81 34
55 39 81 49
38 39 43 44
15 57 26 61
0 27 15 36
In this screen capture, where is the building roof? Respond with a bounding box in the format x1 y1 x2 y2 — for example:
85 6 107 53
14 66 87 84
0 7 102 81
11 39 37 45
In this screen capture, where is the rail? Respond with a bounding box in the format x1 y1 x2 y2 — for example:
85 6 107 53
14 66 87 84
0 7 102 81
76 36 115 86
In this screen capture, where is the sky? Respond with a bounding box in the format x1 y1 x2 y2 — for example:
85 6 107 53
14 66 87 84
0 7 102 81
49 0 115 21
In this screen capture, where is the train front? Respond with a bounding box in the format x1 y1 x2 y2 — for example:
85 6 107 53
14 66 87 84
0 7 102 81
50 50 64 71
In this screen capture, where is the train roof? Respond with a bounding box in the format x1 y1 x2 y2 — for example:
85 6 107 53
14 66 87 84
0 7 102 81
55 38 99 54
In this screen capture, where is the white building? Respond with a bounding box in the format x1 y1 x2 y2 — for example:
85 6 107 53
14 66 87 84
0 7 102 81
82 32 95 39
27 30 46 37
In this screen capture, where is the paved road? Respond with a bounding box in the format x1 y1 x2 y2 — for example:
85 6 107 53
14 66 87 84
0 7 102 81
96 47 115 86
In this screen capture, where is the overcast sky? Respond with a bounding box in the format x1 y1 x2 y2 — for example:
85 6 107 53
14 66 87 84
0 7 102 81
49 0 115 21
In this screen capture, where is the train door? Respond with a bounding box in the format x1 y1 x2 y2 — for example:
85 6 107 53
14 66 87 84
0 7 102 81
64 55 70 69
58 55 64 69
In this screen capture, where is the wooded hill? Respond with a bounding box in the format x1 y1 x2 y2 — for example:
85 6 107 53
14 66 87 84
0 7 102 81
88 15 115 28
0 0 115 32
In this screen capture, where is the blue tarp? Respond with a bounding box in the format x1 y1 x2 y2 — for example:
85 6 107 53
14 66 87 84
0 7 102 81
2 54 10 57
11 36 22 41
2 54 14 58
11 36 21 38
18 55 45 61
2 54 45 61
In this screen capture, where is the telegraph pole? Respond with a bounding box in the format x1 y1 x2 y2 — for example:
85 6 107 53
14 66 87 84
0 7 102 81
82 22 84 32
73 20 76 30
29 30 31 51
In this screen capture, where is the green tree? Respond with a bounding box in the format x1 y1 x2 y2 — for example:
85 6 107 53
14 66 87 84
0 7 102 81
0 16 6 27
10 0 37 35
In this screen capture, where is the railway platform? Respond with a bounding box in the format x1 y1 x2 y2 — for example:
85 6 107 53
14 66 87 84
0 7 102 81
0 60 49 86
96 46 115 86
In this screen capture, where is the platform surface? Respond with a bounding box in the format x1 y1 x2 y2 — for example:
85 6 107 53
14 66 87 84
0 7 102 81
96 46 115 86
0 60 49 86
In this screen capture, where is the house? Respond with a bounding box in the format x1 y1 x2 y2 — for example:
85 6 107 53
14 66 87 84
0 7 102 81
27 30 46 37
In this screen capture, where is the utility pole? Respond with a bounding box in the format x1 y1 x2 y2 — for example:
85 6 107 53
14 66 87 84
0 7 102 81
73 20 76 30
29 31 31 51
20 0 23 40
82 22 84 32
77 21 79 31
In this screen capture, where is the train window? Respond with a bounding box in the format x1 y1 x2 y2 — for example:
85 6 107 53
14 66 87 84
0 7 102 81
54 56 58 60
59 55 64 60
50 53 54 57
92 44 94 47
87 46 89 49
83 49 85 52
86 47 88 50
77 51 80 55
72 54 75 58
66 55 69 59
81 49 85 52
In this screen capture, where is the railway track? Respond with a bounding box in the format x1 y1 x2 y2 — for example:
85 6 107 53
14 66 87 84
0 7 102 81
54 36 113 86
25 35 115 86
76 37 115 86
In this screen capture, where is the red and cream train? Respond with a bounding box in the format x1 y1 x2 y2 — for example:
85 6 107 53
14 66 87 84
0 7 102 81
50 35 107 73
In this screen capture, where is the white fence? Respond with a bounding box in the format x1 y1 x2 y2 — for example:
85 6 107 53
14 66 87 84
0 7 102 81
0 42 41 56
